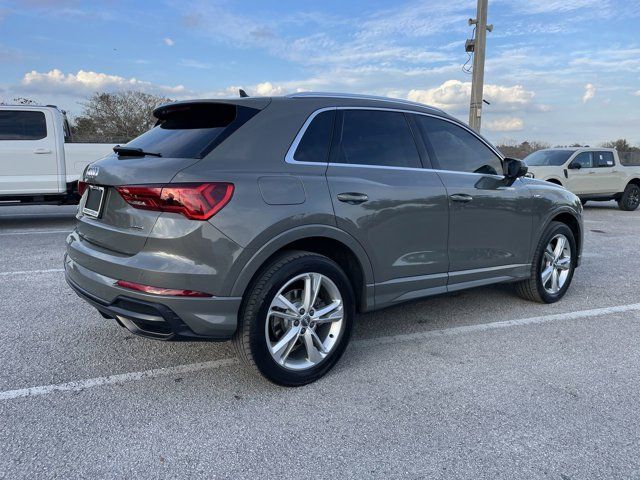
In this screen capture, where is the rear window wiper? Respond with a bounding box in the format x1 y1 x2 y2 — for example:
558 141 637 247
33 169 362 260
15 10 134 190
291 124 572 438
113 146 162 157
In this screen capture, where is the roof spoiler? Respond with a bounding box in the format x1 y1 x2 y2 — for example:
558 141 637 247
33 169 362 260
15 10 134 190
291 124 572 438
153 97 271 119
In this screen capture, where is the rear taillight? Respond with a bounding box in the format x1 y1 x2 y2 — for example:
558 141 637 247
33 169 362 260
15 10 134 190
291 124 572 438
78 181 88 196
116 183 234 220
115 280 212 297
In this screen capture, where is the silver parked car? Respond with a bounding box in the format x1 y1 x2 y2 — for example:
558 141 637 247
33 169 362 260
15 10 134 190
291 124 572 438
65 93 583 385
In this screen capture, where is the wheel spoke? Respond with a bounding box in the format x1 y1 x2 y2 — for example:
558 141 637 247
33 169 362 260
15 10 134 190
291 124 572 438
551 268 559 292
303 330 325 364
544 246 555 263
271 326 300 356
309 328 328 353
556 257 571 270
312 299 341 319
273 294 299 315
553 237 566 260
313 308 343 324
268 309 299 321
308 273 323 310
279 333 299 365
541 266 553 285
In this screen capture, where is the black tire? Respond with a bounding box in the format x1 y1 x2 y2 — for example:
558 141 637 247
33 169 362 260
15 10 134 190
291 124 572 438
617 183 640 211
232 250 355 386
515 221 577 303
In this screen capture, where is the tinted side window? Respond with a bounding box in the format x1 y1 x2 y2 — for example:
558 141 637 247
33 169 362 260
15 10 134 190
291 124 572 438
572 152 593 168
335 110 421 168
0 111 47 140
293 110 334 163
416 116 502 175
594 151 615 168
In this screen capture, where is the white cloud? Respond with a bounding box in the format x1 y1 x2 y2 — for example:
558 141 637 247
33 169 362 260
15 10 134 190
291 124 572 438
19 69 186 96
252 82 285 96
633 90 640 97
407 80 535 112
484 117 524 132
163 37 174 46
582 83 596 102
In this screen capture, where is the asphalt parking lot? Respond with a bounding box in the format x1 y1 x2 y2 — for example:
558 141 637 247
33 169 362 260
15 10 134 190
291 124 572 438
1 202 639 479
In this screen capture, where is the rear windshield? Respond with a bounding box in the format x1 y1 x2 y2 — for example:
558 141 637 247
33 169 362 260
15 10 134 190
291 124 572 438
524 150 573 166
124 103 259 159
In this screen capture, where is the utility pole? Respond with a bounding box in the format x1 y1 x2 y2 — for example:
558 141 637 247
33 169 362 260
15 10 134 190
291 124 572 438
466 0 493 132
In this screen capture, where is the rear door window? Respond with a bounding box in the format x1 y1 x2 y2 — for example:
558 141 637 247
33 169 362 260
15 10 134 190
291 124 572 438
594 151 615 168
415 115 502 175
0 110 47 140
333 110 421 168
293 110 335 163
125 103 259 159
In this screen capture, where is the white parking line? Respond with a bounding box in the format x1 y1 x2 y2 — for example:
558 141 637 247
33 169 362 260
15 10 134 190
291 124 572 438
0 268 64 277
1 302 639 401
0 230 71 236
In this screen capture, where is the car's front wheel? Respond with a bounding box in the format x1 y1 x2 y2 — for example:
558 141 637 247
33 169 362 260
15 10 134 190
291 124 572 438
515 221 577 303
618 183 640 211
232 251 355 386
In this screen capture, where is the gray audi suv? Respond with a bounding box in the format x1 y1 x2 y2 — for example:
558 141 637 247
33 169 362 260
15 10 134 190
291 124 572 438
65 93 583 385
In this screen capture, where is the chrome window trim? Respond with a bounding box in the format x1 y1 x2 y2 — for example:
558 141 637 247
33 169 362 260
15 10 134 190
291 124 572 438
285 107 336 166
284 106 505 175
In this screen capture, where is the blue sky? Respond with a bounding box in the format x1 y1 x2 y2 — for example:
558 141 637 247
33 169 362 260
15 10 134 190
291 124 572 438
1 0 639 145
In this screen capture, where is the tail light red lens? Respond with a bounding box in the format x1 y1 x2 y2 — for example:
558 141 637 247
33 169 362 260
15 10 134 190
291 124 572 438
116 183 234 220
77 181 88 196
115 280 212 297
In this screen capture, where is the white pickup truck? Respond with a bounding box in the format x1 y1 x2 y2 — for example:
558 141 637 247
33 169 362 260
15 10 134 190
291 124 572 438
524 147 640 211
0 105 116 205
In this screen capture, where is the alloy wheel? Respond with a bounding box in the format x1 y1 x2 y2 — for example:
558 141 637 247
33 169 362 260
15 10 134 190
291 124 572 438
540 233 572 294
265 272 344 370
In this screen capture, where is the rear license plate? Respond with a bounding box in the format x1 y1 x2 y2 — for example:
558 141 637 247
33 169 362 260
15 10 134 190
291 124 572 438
82 186 105 218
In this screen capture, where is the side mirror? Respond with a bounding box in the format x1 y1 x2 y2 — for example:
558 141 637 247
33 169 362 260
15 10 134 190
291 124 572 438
503 157 528 179
567 162 582 170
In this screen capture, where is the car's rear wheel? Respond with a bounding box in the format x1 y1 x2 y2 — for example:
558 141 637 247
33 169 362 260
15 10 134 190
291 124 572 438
232 251 354 386
618 183 640 211
515 221 577 303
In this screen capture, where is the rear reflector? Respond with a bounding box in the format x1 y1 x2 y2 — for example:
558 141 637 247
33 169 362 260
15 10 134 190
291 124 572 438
116 183 234 220
115 280 212 298
78 181 88 196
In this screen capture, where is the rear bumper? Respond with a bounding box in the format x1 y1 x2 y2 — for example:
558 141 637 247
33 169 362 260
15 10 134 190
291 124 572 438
64 254 241 341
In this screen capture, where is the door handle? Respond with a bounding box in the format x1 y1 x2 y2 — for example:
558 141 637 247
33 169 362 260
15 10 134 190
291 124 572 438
588 171 596 174
337 192 368 204
450 193 473 203
34 148 52 154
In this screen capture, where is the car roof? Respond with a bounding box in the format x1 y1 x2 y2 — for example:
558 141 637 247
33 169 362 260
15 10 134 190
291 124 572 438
156 92 450 119
284 92 446 114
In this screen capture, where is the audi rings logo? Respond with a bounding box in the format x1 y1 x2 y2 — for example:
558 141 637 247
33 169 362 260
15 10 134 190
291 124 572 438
85 166 100 179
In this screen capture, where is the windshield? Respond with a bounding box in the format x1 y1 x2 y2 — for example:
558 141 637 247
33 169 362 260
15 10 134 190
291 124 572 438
124 103 259 159
524 150 574 166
